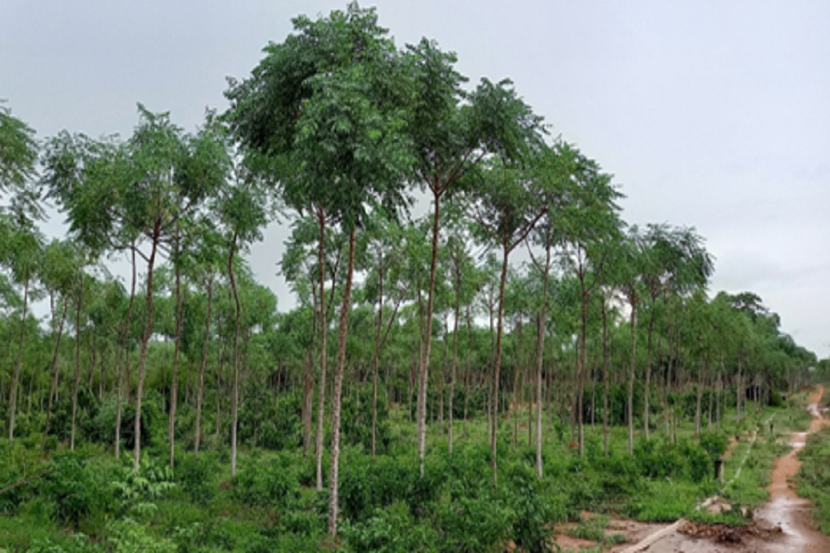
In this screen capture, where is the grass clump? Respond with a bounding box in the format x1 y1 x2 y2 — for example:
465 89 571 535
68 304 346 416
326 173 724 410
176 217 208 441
796 426 830 535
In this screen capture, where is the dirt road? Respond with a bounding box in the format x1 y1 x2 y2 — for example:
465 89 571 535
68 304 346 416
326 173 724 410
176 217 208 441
621 386 830 553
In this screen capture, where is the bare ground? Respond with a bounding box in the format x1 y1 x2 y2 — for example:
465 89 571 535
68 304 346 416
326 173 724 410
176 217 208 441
613 385 830 553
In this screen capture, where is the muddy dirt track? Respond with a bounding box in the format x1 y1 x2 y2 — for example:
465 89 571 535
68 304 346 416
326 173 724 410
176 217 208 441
620 386 830 553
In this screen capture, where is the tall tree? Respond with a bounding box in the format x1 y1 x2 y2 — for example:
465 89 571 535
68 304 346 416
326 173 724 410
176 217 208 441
469 152 547 483
39 239 81 452
0 211 43 442
215 169 269 478
555 144 622 457
227 4 413 535
45 107 225 469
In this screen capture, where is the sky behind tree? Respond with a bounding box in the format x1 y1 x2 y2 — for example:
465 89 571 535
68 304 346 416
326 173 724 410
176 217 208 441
2 0 828 357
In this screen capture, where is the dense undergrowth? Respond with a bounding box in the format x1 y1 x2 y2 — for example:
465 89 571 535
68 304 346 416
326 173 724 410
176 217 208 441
0 388 813 553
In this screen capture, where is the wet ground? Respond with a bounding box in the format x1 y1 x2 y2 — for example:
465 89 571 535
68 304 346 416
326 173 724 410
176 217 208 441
621 386 830 553
555 387 830 553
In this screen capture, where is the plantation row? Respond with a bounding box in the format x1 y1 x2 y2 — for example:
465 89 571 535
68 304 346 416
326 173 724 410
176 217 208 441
0 2 824 547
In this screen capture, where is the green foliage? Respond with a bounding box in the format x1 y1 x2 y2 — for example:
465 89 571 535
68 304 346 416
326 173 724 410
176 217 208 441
633 437 712 483
42 452 110 529
341 501 436 553
238 388 303 451
796 426 830 534
342 385 391 453
566 515 625 547
111 457 176 517
0 437 44 514
699 431 729 460
231 450 301 510
503 463 558 552
173 451 220 505
107 518 176 553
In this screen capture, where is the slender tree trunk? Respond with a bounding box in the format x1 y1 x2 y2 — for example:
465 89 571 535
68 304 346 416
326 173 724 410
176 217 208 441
736 351 743 424
315 207 329 491
695 358 705 438
416 192 442 477
643 304 656 440
490 246 509 483
534 249 551 477
371 245 383 458
302 296 316 456
216 311 225 443
8 279 30 443
328 228 356 537
449 284 460 455
134 224 161 471
70 283 82 451
42 297 68 454
229 232 242 478
116 245 137 460
168 259 183 467
577 283 588 458
194 279 213 455
513 317 523 445
463 305 472 437
627 293 638 455
601 296 610 456
98 342 106 400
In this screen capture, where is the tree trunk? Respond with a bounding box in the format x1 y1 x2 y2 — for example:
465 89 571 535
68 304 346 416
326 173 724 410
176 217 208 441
643 303 656 440
577 283 588 458
116 244 137 460
315 207 329 491
601 296 610 456
229 231 242 478
490 246 509 483
695 357 707 438
449 282 460 455
328 228 356 537
168 259 184 467
70 283 82 451
736 351 743 424
41 297 68 454
371 244 383 458
416 192 442 477
134 223 161 471
195 278 213 456
534 246 552 476
513 317 523 445
627 292 638 455
8 278 30 443
463 305 472 437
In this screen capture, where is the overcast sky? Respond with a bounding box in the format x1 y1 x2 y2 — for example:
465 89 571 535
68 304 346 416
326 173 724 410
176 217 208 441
2 1 828 358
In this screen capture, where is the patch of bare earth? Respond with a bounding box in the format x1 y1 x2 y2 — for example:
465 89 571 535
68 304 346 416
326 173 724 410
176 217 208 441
551 511 670 552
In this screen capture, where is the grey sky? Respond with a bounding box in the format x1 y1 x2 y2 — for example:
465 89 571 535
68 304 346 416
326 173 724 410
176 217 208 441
2 1 828 357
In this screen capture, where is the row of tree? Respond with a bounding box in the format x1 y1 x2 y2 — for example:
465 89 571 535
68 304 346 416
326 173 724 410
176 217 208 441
0 3 818 537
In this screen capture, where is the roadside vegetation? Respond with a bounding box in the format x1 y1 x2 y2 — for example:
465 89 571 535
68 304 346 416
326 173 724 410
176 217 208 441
0 3 827 552
796 392 830 535
0 387 819 552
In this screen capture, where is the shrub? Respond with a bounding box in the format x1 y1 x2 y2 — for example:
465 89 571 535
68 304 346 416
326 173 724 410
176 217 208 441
174 452 219 505
342 501 436 553
42 453 108 529
231 451 300 510
238 389 303 451
699 431 728 460
342 385 392 454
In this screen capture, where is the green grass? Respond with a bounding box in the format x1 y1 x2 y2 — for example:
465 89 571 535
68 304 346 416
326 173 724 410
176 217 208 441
565 514 626 546
796 426 830 535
